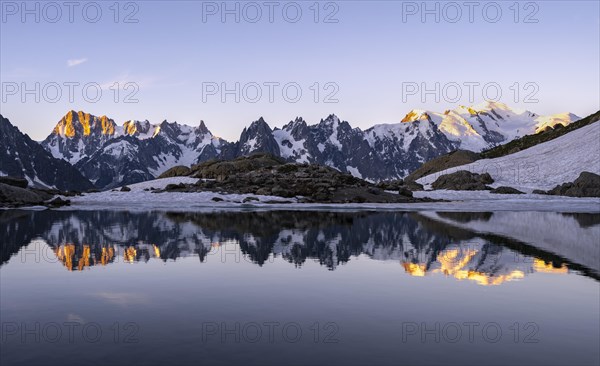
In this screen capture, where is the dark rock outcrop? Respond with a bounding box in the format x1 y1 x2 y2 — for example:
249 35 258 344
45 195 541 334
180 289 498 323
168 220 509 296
376 179 423 194
490 186 525 194
0 183 55 207
544 172 600 197
431 170 494 191
0 177 28 189
192 154 285 181
47 197 71 207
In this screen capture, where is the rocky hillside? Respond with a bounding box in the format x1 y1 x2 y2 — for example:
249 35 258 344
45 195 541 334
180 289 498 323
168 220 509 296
0 115 94 192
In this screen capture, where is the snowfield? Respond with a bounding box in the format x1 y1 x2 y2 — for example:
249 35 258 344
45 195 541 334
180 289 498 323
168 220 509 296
69 177 300 208
61 176 600 212
417 121 600 192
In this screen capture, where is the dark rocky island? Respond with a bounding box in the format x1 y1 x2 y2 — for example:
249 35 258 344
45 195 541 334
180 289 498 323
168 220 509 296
157 154 434 204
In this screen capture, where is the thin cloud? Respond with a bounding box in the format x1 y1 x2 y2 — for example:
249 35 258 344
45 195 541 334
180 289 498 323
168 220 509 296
67 58 88 67
92 292 149 306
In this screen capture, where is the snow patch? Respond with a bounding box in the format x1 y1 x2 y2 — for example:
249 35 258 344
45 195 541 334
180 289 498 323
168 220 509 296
346 166 362 179
69 177 298 208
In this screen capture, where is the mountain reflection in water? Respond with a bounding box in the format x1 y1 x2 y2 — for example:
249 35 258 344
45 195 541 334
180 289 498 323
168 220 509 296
1 210 598 285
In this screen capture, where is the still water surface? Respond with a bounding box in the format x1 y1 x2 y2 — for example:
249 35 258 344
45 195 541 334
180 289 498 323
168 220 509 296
1 209 599 365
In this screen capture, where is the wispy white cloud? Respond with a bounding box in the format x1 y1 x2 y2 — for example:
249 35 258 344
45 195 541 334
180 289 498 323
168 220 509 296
67 58 88 67
66 313 85 323
92 292 149 307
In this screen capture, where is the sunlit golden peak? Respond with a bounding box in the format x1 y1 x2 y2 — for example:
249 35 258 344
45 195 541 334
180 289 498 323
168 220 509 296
401 109 430 123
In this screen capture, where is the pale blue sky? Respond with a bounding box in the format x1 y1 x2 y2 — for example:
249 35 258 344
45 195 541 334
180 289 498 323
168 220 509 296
1 0 599 141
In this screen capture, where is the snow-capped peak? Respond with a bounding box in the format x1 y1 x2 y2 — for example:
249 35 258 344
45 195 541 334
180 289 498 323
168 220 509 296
121 120 160 139
401 109 431 123
471 100 521 114
51 110 117 138
394 102 581 152
320 114 340 125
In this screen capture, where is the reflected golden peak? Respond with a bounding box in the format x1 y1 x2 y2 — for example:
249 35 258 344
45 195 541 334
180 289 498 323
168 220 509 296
124 247 137 263
54 244 116 271
402 262 426 277
534 259 568 274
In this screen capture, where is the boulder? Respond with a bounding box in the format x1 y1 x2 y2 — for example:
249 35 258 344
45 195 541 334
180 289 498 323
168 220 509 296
546 172 600 197
376 180 404 191
120 186 131 192
398 187 413 198
431 170 494 191
164 183 187 191
490 186 525 194
403 181 424 191
0 183 48 206
47 197 71 207
255 187 272 196
377 179 423 193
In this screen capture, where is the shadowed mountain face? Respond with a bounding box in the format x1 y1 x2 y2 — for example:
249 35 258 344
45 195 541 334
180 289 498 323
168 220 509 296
1 210 597 282
0 116 94 191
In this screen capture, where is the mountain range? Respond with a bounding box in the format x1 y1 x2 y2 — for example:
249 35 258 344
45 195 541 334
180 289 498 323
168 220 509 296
0 102 579 190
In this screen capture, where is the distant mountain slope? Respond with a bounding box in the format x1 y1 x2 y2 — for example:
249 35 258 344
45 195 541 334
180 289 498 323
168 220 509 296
416 120 600 192
0 115 94 191
480 110 600 159
400 102 579 152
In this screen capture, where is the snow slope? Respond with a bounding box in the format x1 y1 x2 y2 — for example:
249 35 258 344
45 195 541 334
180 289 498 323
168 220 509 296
417 121 600 192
